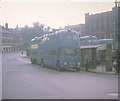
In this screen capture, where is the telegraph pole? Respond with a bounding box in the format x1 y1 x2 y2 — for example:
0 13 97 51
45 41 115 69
114 0 119 73
115 0 118 49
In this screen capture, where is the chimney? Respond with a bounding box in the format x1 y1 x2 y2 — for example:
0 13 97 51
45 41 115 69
5 23 8 29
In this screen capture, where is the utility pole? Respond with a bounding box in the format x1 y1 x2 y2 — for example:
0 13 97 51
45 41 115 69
114 0 119 73
115 0 118 49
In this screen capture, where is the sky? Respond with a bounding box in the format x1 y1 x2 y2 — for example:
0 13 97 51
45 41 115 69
0 0 115 29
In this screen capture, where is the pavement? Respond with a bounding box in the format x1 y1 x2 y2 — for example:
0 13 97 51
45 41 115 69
81 65 118 75
20 53 118 75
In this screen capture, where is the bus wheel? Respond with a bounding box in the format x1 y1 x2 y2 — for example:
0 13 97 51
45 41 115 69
34 59 37 64
56 60 60 71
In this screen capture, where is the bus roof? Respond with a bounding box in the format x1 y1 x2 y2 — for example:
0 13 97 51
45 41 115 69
56 29 78 35
97 38 113 41
80 35 97 39
31 29 79 42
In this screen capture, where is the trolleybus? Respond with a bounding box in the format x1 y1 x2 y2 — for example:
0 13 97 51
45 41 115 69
29 30 81 71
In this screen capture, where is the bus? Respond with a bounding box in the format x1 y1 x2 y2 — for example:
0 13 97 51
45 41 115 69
29 29 81 71
80 35 98 46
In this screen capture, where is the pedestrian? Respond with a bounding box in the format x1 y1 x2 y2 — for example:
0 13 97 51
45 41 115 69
22 51 23 55
84 57 89 72
113 59 117 73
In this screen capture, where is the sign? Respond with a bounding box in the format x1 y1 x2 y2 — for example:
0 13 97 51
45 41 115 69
31 44 38 49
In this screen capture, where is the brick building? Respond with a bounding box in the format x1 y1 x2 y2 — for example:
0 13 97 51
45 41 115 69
85 8 115 39
85 6 120 41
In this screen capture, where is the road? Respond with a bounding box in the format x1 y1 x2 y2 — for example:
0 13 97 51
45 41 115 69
2 52 118 99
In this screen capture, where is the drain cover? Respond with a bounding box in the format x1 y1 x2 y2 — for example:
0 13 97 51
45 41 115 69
107 92 119 97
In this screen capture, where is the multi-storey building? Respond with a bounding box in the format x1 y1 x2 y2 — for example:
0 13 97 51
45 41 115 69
85 8 115 39
2 24 13 52
2 23 22 52
85 6 120 41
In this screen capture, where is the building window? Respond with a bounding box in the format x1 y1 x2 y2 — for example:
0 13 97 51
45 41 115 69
104 20 107 29
113 33 116 39
99 34 102 39
3 47 5 50
9 47 10 50
110 33 112 39
103 34 106 39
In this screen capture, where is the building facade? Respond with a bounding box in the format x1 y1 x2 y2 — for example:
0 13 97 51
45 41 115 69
85 7 117 40
85 6 120 40
2 26 13 52
64 24 85 36
118 7 120 50
2 23 22 52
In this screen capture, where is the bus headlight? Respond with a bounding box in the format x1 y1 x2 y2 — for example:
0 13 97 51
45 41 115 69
78 62 80 67
64 62 67 66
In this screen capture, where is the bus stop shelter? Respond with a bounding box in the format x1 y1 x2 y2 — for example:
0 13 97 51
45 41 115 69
81 44 101 69
80 44 113 71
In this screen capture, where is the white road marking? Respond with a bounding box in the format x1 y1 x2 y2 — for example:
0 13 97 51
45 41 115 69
107 92 119 97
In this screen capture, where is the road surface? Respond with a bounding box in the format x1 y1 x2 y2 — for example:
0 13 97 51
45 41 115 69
2 52 118 99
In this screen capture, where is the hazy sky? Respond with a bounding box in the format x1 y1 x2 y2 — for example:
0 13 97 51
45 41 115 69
1 0 115 29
